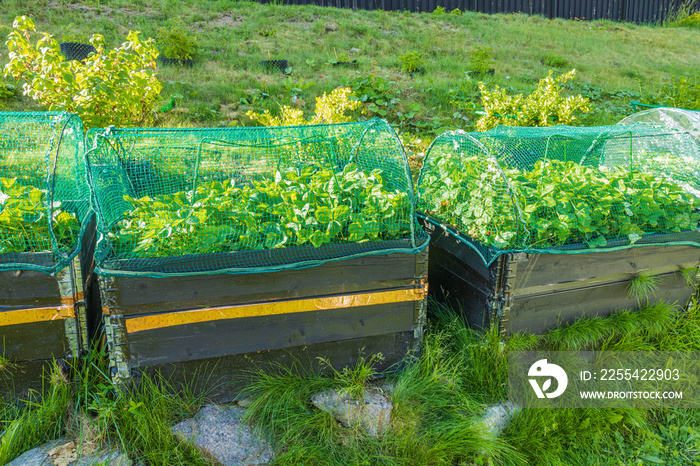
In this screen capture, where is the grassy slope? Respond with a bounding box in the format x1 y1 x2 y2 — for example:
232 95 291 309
0 0 698 134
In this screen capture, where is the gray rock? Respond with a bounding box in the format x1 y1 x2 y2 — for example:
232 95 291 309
477 401 521 438
6 438 131 466
6 439 63 466
74 450 131 465
350 47 361 53
171 404 273 466
311 388 392 437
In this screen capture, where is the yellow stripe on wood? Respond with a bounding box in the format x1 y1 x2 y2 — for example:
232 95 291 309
126 287 427 334
0 305 76 326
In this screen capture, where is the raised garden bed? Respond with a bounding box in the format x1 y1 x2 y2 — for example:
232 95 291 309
85 120 429 399
99 248 428 400
0 256 88 398
417 124 700 334
0 111 93 397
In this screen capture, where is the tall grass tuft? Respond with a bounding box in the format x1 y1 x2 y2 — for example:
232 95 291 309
627 273 661 304
0 362 72 464
243 324 523 465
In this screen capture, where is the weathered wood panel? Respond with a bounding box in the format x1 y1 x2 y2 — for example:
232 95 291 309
100 249 429 397
143 331 416 402
428 244 494 330
423 222 698 335
110 252 422 316
127 300 416 367
0 256 87 398
507 271 693 334
511 246 700 293
0 269 61 310
0 320 68 361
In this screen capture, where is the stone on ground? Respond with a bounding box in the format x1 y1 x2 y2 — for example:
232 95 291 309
311 388 392 437
171 404 273 466
477 401 521 438
6 438 131 466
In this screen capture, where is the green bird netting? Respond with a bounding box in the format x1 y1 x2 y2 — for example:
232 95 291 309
85 118 428 277
0 111 91 274
417 124 700 266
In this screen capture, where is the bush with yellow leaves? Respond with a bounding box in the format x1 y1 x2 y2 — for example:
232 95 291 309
247 86 361 126
4 16 161 129
476 69 591 132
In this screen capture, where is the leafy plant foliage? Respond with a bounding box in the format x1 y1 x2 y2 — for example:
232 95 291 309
4 16 161 129
642 75 700 110
110 163 411 258
398 51 425 73
157 17 199 60
468 45 495 75
419 158 700 250
247 87 360 125
476 70 591 131
0 177 79 254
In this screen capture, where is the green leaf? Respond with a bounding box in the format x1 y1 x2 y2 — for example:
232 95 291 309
316 206 332 223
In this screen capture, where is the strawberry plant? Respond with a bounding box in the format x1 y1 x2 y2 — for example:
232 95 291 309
109 163 412 259
419 157 700 250
0 177 80 255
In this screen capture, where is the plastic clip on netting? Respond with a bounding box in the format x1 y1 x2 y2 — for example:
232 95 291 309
85 118 428 277
417 124 700 266
0 111 91 274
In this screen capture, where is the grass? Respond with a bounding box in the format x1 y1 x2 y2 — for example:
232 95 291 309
0 0 698 141
2 299 700 464
236 298 700 465
0 350 214 465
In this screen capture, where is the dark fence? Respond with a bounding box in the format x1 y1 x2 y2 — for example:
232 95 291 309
278 0 698 23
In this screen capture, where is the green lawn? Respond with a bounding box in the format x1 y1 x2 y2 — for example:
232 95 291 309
1 0 699 139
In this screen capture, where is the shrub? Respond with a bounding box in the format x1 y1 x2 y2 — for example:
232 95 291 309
476 69 591 131
246 86 361 126
468 45 495 75
398 51 425 73
157 17 199 60
4 16 161 129
643 75 700 110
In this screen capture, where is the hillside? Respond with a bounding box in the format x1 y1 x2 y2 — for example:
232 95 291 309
1 0 698 137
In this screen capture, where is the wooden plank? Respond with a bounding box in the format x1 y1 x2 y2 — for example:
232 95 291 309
511 245 700 293
80 216 103 342
0 359 66 401
429 260 492 330
126 301 417 367
507 271 693 334
111 252 421 316
139 331 417 402
0 270 61 309
125 287 424 334
430 243 494 295
1 320 68 361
